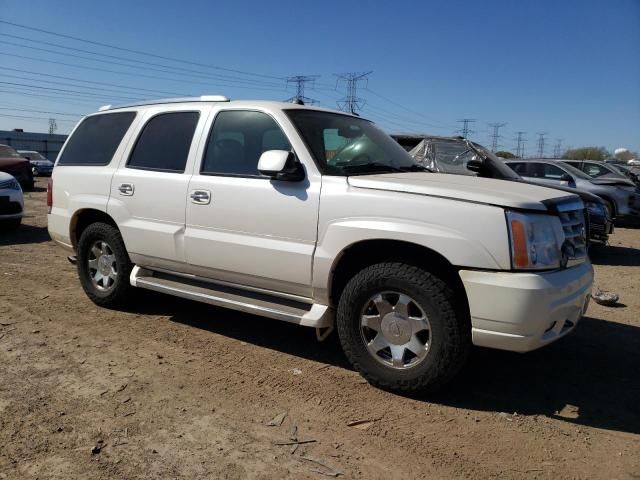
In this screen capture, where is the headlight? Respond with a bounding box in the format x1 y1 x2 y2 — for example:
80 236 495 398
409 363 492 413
9 179 21 190
506 211 562 270
585 201 604 215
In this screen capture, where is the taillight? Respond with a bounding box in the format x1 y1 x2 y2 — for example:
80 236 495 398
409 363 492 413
46 178 53 214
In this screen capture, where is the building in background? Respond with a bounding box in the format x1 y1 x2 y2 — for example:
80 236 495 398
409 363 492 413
0 130 68 161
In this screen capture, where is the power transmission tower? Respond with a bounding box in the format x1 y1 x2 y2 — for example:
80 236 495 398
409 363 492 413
536 132 547 158
285 75 320 105
515 131 527 158
553 139 564 158
488 122 507 152
456 119 476 138
48 118 57 134
334 71 372 114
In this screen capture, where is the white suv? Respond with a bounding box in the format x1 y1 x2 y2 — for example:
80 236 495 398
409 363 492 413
48 96 593 392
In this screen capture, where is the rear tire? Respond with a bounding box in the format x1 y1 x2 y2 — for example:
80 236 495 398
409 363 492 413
336 262 471 393
77 222 133 307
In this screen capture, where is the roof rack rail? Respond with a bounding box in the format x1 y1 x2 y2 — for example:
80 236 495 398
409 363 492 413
98 95 230 112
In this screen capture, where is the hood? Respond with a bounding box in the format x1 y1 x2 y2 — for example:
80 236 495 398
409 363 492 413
347 173 576 211
589 175 635 187
31 159 54 166
0 157 30 168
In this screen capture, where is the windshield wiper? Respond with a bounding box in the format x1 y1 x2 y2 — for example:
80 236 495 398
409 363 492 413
398 164 432 172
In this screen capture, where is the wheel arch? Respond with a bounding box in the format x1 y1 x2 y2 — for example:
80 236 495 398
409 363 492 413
328 239 469 312
70 208 119 248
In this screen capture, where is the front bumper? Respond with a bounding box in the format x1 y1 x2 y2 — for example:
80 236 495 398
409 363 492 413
0 189 24 220
459 261 593 352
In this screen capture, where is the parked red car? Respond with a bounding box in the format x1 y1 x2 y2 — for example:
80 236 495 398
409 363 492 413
0 144 34 190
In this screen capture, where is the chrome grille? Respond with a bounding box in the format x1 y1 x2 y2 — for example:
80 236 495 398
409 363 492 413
559 208 587 264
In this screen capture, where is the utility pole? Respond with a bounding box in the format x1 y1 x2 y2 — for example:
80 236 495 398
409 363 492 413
488 122 506 152
48 118 57 135
285 75 320 105
553 139 564 158
515 131 527 158
334 71 372 114
456 119 476 138
536 132 547 158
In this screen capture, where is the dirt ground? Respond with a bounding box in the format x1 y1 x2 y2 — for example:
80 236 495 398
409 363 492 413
1 179 639 480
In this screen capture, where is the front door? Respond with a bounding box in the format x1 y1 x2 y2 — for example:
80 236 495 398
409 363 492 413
184 109 320 297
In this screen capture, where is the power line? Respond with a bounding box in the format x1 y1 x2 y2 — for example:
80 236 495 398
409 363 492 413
0 106 85 117
515 131 527 158
536 132 547 158
48 118 58 134
0 113 78 123
0 19 283 81
285 75 319 104
363 88 455 129
488 122 507 152
457 119 476 138
335 72 372 114
0 80 141 102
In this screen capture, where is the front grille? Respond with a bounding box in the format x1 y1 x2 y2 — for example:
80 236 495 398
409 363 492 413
0 179 16 189
558 208 587 264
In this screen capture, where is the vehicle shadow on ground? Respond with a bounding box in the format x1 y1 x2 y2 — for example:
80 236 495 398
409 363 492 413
126 292 639 435
0 224 50 245
590 245 640 266
432 316 640 435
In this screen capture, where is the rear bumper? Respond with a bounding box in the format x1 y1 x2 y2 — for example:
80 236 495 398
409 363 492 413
460 262 593 352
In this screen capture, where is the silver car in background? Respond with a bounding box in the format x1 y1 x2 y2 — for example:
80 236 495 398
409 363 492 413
504 159 640 219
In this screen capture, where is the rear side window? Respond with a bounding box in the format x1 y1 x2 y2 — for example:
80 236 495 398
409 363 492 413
58 112 136 166
127 111 199 173
507 162 528 175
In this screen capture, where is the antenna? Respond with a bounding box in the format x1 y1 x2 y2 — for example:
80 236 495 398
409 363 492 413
334 71 372 114
515 131 527 158
456 118 476 138
536 132 547 158
285 75 320 105
488 122 507 152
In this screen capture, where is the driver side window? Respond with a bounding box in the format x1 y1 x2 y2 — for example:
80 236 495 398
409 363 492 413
201 110 291 177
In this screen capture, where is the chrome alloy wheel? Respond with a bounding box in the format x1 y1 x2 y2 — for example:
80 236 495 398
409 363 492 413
87 240 118 291
360 292 431 369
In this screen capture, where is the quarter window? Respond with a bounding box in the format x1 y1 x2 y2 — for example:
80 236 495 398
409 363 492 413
201 111 291 176
127 111 199 173
58 112 136 166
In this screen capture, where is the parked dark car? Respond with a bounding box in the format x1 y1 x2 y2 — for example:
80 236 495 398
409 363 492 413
562 159 640 186
17 150 55 177
405 136 613 244
0 144 34 190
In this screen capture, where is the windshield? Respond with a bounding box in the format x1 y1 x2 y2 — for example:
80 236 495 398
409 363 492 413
20 151 46 160
0 145 22 158
561 162 594 180
286 110 422 175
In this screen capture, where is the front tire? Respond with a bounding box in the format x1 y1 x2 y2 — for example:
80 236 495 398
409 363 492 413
336 262 470 393
77 222 133 307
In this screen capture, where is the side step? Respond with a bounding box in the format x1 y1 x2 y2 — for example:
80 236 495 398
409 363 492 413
130 266 334 328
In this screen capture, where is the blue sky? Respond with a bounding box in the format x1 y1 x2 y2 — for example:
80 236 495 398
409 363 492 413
0 0 638 154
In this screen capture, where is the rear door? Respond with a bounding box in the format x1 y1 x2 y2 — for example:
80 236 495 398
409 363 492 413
108 106 210 270
516 162 574 187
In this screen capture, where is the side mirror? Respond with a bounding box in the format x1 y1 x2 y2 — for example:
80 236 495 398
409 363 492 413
466 159 483 173
257 150 304 181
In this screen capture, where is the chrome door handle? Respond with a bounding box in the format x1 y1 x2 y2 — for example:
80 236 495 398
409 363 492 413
118 183 134 196
189 190 211 205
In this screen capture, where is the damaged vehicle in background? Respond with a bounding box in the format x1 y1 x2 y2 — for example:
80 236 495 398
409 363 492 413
404 135 613 244
562 159 640 187
0 144 34 190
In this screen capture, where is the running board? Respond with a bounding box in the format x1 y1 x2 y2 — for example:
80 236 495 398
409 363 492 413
130 266 333 328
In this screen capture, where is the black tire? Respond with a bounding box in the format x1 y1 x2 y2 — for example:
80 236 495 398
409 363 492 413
77 222 133 307
336 262 470 393
0 218 21 231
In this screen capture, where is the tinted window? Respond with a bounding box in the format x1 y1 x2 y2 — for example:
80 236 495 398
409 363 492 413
128 112 199 173
507 162 529 175
535 163 567 180
583 162 611 178
58 112 136 165
201 111 290 176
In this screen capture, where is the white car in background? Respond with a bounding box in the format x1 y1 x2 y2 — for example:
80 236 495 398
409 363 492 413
0 171 24 230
